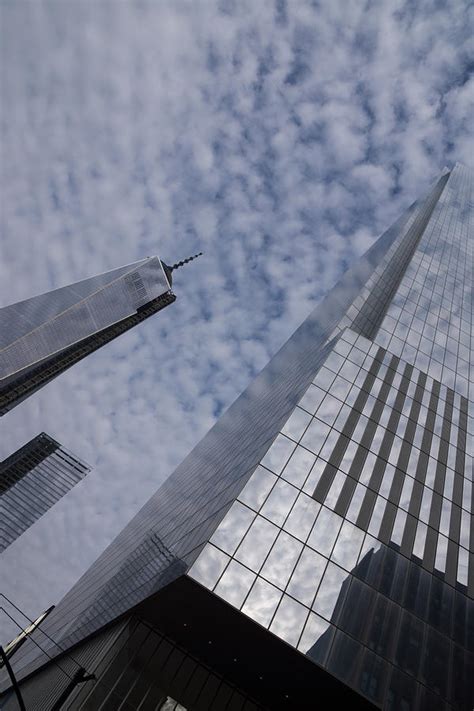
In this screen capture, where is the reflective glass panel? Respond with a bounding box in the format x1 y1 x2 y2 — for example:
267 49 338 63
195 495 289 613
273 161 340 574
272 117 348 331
312 562 348 621
269 595 308 647
210 502 255 555
188 544 230 588
260 532 303 589
214 559 256 608
241 577 282 627
234 516 280 571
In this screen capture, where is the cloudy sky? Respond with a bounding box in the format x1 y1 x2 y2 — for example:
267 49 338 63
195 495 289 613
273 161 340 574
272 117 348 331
0 0 473 641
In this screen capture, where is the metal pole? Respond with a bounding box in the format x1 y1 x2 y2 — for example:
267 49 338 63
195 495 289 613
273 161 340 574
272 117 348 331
0 645 26 711
51 668 95 711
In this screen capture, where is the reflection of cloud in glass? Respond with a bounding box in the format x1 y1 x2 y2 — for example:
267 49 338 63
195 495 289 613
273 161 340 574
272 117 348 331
357 533 381 565
281 407 312 442
214 559 256 608
238 465 277 511
390 508 407 545
261 531 303 589
188 543 229 589
284 492 320 541
260 478 299 526
367 495 386 537
345 481 366 523
457 547 468 586
234 515 279 571
286 547 327 607
313 366 336 391
325 470 347 509
302 457 328 495
298 612 334 665
312 562 347 620
210 501 255 555
300 419 331 456
307 507 343 556
298 384 326 415
434 533 448 573
281 446 316 488
331 521 364 571
330 372 352 400
270 595 308 647
315 393 343 425
260 434 296 474
241 577 281 627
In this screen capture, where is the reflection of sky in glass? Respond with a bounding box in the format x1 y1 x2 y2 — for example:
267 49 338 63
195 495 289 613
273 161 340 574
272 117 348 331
286 547 327 607
367 495 386 537
356 533 380 564
281 446 316 488
188 543 229 588
345 482 366 523
260 531 302 588
331 521 364 571
312 562 347 620
241 577 281 627
458 548 468 586
238 465 276 511
434 533 448 573
298 384 326 415
316 393 343 424
284 493 320 542
269 595 308 647
325 470 346 508
260 434 296 474
214 559 256 608
281 407 312 442
300 419 331 456
260 478 299 526
307 507 343 557
390 508 407 545
210 501 255 555
413 520 428 558
302 457 329 495
298 612 333 656
234 516 279 570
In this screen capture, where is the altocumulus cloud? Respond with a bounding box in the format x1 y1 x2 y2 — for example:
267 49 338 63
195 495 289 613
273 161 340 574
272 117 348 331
0 0 473 640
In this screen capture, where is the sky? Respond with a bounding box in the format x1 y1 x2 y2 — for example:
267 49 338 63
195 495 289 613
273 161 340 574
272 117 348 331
0 0 473 642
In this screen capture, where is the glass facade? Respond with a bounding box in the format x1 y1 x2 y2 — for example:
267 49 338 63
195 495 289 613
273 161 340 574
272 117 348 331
0 256 175 415
0 433 90 552
188 163 473 709
1 163 472 710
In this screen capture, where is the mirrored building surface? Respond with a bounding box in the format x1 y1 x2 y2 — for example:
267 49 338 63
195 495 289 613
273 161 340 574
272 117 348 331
1 164 472 710
0 433 90 552
0 256 175 415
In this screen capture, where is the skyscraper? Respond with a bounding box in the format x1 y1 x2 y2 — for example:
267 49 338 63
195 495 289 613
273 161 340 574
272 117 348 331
0 256 175 416
0 433 90 553
1 164 472 710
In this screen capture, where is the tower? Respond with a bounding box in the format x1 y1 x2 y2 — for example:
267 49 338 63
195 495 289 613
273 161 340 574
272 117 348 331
1 165 472 710
0 256 175 416
0 433 90 553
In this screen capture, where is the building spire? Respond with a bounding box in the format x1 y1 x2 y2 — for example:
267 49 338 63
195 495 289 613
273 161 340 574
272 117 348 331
161 253 203 286
169 252 203 272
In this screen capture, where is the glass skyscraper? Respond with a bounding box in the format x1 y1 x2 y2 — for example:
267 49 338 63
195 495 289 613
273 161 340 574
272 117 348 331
0 256 175 416
0 433 90 552
0 164 472 709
